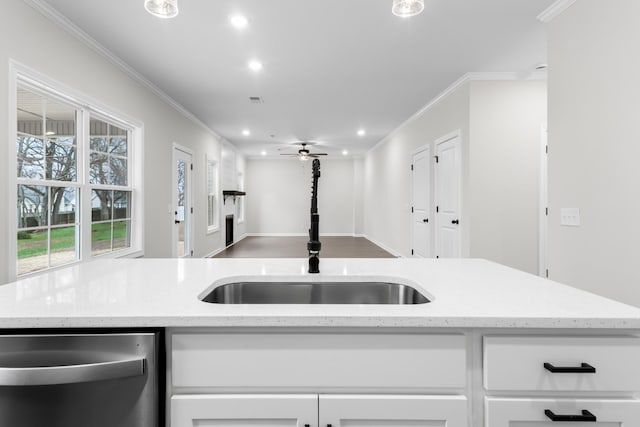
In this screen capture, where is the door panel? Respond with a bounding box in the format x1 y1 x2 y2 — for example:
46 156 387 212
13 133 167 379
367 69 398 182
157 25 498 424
435 133 461 258
171 395 318 427
319 395 467 427
411 147 431 257
173 146 192 258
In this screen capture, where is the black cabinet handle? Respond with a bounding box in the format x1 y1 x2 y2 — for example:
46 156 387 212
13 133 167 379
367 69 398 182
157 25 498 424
544 362 596 373
423 218 429 223
545 409 596 422
451 219 459 225
304 424 310 427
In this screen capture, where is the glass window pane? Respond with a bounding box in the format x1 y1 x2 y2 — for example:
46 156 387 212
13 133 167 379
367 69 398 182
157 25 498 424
91 222 112 256
92 190 113 222
18 185 48 229
208 195 215 227
46 139 77 181
113 191 131 219
112 220 131 251
111 156 128 185
50 226 77 267
90 152 112 185
17 230 49 276
110 136 128 156
17 136 45 179
90 137 109 152
51 187 77 226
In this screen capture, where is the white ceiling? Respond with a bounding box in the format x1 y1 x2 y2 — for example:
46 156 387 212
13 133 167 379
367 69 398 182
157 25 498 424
38 0 554 158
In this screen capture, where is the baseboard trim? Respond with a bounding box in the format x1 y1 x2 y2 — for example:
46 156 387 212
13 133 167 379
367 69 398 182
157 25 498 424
362 235 404 258
246 233 361 237
204 234 248 258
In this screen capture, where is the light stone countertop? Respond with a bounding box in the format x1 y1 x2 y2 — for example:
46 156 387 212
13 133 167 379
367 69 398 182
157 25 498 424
1 258 639 329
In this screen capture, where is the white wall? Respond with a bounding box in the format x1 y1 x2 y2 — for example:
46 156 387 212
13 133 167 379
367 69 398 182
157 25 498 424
363 79 546 272
1 1 225 283
363 82 471 257
246 158 357 235
469 80 547 274
547 0 640 305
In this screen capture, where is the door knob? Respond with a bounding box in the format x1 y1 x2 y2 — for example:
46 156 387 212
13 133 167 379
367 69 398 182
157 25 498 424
174 220 180 224
451 219 459 225
423 218 429 223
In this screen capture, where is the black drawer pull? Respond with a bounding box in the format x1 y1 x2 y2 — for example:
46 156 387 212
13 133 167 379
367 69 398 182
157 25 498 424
545 409 596 422
544 362 596 373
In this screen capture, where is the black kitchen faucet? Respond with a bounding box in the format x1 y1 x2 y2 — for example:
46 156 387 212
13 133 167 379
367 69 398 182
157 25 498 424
308 159 321 273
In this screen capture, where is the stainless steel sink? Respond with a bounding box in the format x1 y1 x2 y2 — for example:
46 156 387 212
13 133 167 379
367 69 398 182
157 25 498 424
200 281 430 304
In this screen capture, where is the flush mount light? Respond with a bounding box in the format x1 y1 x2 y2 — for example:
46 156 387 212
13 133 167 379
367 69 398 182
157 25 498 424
392 0 424 17
242 129 251 136
248 61 263 72
357 129 366 137
144 0 179 19
342 150 349 156
261 150 267 156
230 15 248 28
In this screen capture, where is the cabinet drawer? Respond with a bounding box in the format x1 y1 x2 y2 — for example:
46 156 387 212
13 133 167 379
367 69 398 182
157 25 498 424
172 333 466 389
486 397 640 426
484 336 640 391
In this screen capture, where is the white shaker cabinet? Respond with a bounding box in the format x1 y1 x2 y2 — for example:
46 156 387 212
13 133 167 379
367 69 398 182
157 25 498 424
171 394 468 427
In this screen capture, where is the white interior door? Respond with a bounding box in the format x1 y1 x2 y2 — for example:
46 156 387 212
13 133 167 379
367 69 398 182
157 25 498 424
435 132 461 258
539 124 548 277
172 145 193 258
411 146 431 258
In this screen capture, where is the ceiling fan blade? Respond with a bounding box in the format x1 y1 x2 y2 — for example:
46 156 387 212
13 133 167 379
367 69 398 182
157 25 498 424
280 153 299 156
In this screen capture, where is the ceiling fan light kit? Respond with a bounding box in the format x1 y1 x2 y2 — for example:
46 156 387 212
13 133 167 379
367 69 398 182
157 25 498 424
392 0 425 17
144 0 179 19
280 143 328 161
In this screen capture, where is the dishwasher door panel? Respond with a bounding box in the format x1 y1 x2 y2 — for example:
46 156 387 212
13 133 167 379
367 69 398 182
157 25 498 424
0 333 158 427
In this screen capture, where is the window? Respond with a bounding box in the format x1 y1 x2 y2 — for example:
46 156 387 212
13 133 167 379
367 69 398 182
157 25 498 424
206 156 219 233
13 74 141 278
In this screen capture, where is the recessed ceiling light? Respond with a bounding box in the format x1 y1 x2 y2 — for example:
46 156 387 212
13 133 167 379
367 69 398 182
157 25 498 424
144 0 179 19
261 150 267 156
248 61 263 72
242 129 251 136
392 0 424 17
230 15 248 28
357 129 366 137
342 150 349 156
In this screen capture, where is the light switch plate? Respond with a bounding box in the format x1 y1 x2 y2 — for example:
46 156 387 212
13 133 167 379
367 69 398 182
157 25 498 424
560 208 581 226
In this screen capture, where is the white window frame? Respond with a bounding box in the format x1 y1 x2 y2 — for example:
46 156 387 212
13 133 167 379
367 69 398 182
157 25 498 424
206 155 220 234
8 61 144 281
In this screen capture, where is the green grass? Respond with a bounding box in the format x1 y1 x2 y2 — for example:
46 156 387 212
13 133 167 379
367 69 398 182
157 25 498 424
17 222 127 259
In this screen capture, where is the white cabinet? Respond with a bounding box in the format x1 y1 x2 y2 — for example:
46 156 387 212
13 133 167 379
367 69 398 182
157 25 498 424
171 394 468 427
320 395 467 427
486 397 640 426
171 395 317 427
483 336 640 427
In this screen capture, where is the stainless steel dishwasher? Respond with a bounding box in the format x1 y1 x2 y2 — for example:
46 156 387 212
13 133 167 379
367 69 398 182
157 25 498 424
0 331 159 427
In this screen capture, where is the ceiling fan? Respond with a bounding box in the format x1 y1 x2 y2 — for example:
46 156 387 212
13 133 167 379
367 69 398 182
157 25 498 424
280 142 328 161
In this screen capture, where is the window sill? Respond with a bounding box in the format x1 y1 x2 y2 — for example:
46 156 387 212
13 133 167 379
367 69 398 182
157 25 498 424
207 226 220 235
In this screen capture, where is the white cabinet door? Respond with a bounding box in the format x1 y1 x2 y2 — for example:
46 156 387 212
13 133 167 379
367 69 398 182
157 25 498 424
319 395 468 427
486 397 640 427
171 394 318 427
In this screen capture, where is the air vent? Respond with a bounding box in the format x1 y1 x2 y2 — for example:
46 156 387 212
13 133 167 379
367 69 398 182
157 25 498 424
249 96 263 104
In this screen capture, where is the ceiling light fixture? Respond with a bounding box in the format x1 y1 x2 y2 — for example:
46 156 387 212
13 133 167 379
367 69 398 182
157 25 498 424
261 150 267 156
342 150 349 156
392 0 424 17
230 15 248 28
144 0 179 19
242 129 251 136
357 129 366 137
248 61 263 72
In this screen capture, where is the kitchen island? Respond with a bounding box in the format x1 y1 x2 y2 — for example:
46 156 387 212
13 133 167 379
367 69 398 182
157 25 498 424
2 258 640 427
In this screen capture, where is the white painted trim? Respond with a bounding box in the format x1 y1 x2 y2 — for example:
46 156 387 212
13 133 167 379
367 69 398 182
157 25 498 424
410 143 432 258
537 0 577 23
22 0 221 139
368 72 522 155
362 235 403 258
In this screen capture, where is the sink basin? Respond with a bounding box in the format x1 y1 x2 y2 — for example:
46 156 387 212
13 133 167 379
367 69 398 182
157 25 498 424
200 281 430 305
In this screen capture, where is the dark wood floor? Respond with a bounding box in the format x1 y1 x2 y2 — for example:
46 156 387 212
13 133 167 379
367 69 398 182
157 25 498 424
212 236 396 258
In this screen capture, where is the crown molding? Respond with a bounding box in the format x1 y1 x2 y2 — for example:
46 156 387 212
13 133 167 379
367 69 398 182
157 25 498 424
537 0 577 23
22 0 221 139
368 71 527 154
